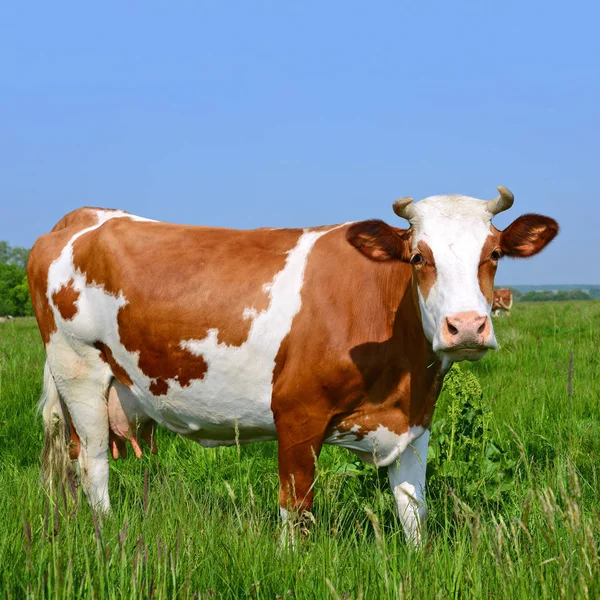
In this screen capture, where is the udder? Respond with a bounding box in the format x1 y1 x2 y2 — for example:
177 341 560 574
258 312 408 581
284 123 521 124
108 380 158 460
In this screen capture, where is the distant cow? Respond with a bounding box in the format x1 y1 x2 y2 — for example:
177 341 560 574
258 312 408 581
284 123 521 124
492 289 514 316
0 315 14 323
27 186 558 544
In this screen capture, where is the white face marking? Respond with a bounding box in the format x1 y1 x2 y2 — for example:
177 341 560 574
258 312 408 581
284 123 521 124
408 195 498 353
46 213 340 445
326 424 425 467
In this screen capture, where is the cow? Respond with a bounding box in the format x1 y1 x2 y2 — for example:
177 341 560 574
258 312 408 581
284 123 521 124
27 186 558 544
0 315 14 323
492 289 514 317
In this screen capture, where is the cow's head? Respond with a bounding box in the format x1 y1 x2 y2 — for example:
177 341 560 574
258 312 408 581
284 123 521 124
348 187 558 363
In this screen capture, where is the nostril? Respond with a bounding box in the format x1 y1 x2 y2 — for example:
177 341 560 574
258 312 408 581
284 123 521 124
477 319 487 334
447 320 459 336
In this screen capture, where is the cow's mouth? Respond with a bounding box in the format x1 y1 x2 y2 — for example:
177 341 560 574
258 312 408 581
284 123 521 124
440 346 491 362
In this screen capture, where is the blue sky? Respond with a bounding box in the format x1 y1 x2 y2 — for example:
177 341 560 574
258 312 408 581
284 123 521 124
1 1 598 284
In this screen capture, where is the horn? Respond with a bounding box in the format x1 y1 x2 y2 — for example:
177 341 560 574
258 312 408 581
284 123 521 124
392 197 416 221
487 186 514 215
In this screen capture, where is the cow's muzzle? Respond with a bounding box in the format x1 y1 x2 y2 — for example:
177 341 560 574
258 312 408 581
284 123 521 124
437 311 498 361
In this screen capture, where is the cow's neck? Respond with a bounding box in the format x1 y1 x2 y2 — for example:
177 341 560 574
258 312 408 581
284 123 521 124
392 269 444 427
336 263 444 443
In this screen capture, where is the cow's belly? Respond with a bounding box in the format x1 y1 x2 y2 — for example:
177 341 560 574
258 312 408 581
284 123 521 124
126 370 278 446
47 325 279 446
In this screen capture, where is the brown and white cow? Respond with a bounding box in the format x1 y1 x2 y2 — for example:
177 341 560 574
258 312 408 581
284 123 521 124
27 186 558 544
492 289 514 316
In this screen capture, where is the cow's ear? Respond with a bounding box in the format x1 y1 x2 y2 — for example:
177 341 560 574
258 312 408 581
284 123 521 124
500 214 559 258
347 220 411 262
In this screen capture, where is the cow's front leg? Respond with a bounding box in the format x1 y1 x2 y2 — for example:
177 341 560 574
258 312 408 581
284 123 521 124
276 416 325 542
388 429 430 546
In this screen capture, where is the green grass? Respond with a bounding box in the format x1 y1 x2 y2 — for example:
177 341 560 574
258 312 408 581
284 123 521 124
1 303 599 599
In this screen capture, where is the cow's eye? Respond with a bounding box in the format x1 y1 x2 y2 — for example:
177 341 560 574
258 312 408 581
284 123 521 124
491 250 502 261
410 253 424 265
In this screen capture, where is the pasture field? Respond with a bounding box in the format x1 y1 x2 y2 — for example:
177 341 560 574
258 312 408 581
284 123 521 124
0 302 599 599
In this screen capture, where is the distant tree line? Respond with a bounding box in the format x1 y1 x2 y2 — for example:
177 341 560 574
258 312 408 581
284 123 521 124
0 241 33 316
510 287 600 302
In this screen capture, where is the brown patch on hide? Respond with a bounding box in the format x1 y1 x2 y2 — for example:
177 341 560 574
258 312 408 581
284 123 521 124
149 379 169 396
94 341 133 388
478 232 501 305
51 279 80 320
413 240 437 302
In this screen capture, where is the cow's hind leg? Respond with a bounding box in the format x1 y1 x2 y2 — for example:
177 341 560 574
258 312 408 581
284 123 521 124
48 346 112 513
388 430 430 546
39 361 70 493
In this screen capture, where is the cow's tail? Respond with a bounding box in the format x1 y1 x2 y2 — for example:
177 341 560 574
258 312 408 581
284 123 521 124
39 362 70 493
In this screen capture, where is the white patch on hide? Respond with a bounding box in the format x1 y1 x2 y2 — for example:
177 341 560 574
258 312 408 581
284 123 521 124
242 307 258 320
